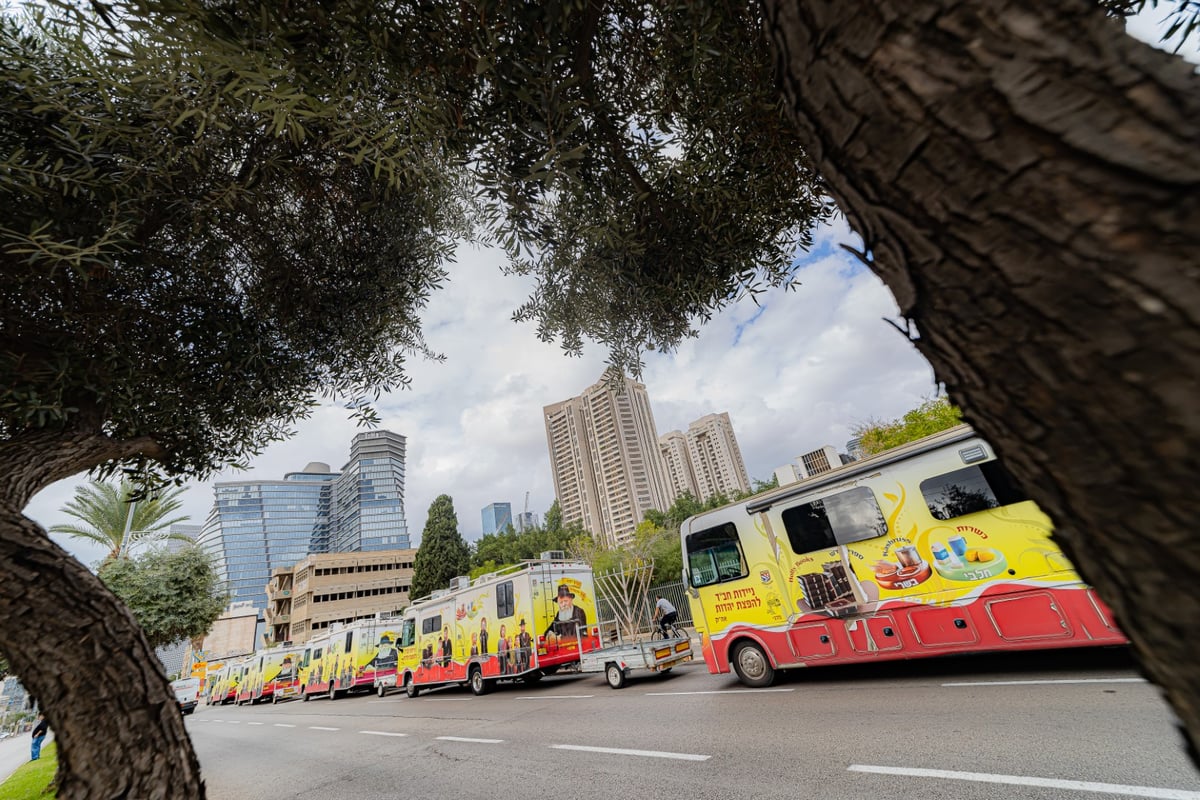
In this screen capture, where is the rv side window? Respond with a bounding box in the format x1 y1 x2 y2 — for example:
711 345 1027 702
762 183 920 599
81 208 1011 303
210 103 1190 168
300 650 311 668
345 631 354 651
422 615 442 635
782 487 887 554
399 620 416 648
920 462 1027 521
685 523 747 588
313 648 322 660
496 581 515 619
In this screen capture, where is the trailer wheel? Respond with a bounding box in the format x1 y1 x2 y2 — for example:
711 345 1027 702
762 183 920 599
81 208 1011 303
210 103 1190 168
731 641 776 688
377 683 388 699
605 663 627 690
469 667 491 696
405 674 420 699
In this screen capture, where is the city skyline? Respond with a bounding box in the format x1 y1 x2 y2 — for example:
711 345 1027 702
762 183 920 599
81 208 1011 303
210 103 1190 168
27 216 941 566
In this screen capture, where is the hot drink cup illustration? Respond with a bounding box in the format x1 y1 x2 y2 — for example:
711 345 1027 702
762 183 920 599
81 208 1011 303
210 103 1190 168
895 546 921 567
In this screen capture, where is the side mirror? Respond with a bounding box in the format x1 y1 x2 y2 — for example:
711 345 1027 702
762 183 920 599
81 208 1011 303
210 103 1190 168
683 568 699 598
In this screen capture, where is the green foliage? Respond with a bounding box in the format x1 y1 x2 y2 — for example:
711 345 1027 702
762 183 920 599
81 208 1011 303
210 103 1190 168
854 397 964 456
468 500 587 575
1102 0 1200 52
97 546 227 650
1 6 463 487
0 651 8 679
49 480 189 560
410 495 470 600
0 741 57 799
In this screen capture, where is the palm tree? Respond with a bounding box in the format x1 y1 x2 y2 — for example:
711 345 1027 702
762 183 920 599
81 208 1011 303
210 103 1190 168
50 480 191 561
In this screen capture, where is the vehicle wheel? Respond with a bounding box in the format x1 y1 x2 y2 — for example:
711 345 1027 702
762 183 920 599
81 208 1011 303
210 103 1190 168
661 668 673 675
605 663 627 690
731 641 776 688
405 674 420 699
522 670 543 685
377 684 388 699
469 667 490 696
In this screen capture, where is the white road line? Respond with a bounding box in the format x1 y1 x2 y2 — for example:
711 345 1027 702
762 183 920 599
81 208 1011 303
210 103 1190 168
209 720 223 723
246 722 264 726
437 736 505 744
273 724 296 728
551 744 710 762
848 765 1200 799
941 678 1147 687
225 721 240 724
360 731 408 738
309 726 340 731
516 695 594 700
645 688 795 696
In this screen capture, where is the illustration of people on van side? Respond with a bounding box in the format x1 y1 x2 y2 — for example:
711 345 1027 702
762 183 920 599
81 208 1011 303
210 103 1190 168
278 655 296 683
497 624 509 674
440 625 453 667
479 617 489 655
516 619 533 672
470 632 480 658
544 584 588 641
421 642 434 669
371 632 398 672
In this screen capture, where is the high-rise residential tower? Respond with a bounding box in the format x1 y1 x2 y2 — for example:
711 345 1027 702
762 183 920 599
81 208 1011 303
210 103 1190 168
481 502 513 535
659 413 751 502
544 372 672 547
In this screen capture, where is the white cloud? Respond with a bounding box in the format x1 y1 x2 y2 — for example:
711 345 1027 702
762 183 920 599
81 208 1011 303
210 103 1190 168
25 216 937 564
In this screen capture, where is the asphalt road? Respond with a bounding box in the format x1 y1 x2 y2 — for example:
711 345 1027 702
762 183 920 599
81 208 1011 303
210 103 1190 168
186 648 1200 800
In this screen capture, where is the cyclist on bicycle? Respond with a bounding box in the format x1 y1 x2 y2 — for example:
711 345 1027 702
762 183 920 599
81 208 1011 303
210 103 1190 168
653 593 678 639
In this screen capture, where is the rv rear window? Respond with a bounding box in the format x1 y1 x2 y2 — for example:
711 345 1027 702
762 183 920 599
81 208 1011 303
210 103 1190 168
920 462 1028 521
685 522 747 588
781 487 887 555
496 581 515 619
422 615 442 635
400 620 416 648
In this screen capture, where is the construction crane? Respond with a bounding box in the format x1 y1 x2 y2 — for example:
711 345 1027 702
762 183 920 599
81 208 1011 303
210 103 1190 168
521 491 530 532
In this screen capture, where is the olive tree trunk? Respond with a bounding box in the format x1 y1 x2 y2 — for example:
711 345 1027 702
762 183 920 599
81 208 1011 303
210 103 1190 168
763 0 1200 756
0 427 205 799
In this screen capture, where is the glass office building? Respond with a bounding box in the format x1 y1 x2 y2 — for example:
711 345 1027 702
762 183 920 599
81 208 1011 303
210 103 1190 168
332 430 410 552
197 463 337 610
197 431 411 611
481 502 513 535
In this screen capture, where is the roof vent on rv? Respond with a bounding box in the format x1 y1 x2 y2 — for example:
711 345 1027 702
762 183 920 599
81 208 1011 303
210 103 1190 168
430 589 449 599
540 550 567 561
448 576 471 591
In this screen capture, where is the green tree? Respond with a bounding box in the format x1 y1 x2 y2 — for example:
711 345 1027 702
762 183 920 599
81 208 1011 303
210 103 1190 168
853 397 965 457
410 495 470 600
49 480 190 562
97 547 227 651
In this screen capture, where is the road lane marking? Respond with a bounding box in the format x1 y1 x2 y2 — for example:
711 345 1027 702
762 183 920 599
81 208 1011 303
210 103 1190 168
645 688 795 696
246 722 264 726
437 736 505 744
551 745 710 762
360 731 408 738
941 678 1147 687
848 765 1200 799
516 695 594 700
225 721 240 724
309 726 340 731
273 724 296 728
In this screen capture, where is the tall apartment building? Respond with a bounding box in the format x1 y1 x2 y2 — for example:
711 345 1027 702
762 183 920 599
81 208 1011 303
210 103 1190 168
544 372 672 548
197 430 410 610
515 510 539 532
481 502 513 535
265 549 416 644
658 413 750 502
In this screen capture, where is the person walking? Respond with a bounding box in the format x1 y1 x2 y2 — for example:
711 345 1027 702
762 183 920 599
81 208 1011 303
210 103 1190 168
30 713 48 761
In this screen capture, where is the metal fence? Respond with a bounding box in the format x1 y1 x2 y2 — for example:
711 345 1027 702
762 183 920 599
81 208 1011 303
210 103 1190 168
595 579 692 636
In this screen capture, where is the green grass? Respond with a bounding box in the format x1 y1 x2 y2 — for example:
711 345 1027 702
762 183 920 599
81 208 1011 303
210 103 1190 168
0 741 57 799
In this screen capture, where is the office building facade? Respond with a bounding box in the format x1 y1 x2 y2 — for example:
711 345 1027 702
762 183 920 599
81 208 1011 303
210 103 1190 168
481 502 513 535
544 372 672 547
197 430 411 611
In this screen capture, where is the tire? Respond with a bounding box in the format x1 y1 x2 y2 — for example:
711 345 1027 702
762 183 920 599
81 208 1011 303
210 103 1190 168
605 663 627 690
377 684 388 699
405 674 420 699
469 667 490 696
731 641 776 688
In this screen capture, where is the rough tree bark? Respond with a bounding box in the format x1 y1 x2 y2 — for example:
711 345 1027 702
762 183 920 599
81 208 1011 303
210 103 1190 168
763 0 1200 755
0 425 205 799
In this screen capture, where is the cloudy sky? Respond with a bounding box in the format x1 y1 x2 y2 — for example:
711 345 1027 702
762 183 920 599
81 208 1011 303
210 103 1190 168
23 10 1195 569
